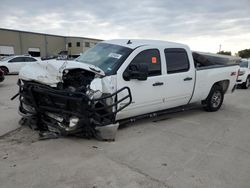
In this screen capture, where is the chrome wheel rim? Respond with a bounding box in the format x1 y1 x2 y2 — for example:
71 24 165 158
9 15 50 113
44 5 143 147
211 91 222 108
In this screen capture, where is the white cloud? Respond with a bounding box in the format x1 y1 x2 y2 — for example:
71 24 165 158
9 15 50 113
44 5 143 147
0 0 250 53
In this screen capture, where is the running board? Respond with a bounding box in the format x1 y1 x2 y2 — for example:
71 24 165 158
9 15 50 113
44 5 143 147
118 103 200 126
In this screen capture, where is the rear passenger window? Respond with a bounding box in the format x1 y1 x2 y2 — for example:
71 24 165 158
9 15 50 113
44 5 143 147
165 48 189 74
24 57 37 62
130 49 161 76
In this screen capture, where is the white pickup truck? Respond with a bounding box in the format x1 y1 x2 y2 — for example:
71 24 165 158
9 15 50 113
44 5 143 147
17 39 240 140
237 59 250 89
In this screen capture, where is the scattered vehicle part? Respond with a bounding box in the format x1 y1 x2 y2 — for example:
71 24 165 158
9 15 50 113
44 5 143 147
16 39 240 141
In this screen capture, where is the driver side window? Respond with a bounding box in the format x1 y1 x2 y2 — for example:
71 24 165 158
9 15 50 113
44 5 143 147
130 49 161 76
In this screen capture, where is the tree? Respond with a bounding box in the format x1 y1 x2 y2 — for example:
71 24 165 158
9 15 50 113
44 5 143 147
238 49 250 58
217 51 232 56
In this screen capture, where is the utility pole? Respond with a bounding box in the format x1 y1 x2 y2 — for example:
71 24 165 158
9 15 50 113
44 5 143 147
219 44 222 52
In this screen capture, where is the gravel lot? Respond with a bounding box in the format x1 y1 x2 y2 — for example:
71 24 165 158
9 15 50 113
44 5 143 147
0 75 250 188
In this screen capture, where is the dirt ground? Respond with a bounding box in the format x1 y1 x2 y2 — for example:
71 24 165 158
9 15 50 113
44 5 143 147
0 75 250 188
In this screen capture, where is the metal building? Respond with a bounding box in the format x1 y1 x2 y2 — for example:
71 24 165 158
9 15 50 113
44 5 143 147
0 28 102 57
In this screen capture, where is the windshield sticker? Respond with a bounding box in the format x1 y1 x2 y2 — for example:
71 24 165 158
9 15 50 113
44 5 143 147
152 57 157 64
108 53 122 59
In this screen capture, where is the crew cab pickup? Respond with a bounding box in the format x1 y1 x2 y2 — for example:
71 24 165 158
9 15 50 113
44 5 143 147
237 59 250 89
17 39 240 140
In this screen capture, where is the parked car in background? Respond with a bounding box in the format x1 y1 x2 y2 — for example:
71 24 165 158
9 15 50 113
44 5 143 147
237 59 250 89
0 55 38 74
0 68 5 82
41 54 80 61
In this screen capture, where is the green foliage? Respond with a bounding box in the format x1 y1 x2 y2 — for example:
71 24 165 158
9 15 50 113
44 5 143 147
217 51 232 56
238 49 250 58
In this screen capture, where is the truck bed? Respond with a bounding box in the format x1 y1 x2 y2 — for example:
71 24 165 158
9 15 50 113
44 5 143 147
190 65 239 103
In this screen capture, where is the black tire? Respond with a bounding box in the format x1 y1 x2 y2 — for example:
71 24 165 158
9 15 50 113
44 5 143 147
203 85 224 112
242 77 250 89
0 66 9 75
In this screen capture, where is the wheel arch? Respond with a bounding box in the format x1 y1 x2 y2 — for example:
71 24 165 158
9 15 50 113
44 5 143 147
202 80 228 105
0 66 9 74
213 80 230 94
202 82 225 111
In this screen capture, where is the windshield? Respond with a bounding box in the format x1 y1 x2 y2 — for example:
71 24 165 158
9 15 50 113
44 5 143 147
240 60 248 68
76 43 133 74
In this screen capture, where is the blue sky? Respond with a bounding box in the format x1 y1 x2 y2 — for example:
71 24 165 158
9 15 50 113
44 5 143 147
0 0 249 53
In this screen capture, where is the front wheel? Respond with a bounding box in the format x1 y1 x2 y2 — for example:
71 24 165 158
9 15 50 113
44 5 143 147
203 85 224 112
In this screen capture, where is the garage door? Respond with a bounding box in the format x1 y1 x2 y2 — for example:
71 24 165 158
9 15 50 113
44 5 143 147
28 48 40 57
0 46 14 55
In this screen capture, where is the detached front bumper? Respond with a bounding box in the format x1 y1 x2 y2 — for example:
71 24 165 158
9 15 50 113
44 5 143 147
18 80 132 140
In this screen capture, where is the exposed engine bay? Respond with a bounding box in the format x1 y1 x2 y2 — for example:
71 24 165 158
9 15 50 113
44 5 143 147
60 69 95 92
18 68 132 141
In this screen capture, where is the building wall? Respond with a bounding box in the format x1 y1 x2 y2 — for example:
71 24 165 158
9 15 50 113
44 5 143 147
66 37 100 55
46 35 66 56
0 28 102 57
20 32 46 56
0 30 21 54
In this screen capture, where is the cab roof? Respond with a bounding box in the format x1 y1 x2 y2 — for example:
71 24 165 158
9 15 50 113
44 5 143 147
101 39 189 50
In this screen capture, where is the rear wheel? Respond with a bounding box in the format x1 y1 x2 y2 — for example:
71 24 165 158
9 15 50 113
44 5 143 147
203 85 224 112
0 66 9 75
242 77 250 89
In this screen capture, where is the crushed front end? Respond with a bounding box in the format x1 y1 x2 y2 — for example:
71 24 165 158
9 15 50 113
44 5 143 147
18 68 131 141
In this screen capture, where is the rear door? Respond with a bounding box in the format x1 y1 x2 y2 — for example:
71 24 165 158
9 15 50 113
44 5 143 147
163 48 195 107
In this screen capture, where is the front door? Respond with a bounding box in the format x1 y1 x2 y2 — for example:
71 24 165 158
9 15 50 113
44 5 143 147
116 47 166 120
8 57 25 73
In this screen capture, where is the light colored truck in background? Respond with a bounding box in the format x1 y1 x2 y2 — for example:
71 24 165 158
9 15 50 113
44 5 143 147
237 59 250 89
17 39 240 140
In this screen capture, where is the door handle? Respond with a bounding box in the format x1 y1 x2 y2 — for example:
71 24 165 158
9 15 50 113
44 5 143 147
153 82 164 86
183 77 193 81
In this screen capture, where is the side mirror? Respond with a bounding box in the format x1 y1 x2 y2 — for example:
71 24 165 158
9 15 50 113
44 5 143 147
123 63 148 81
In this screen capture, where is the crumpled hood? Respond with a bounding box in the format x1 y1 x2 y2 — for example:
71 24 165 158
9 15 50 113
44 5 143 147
19 60 105 86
